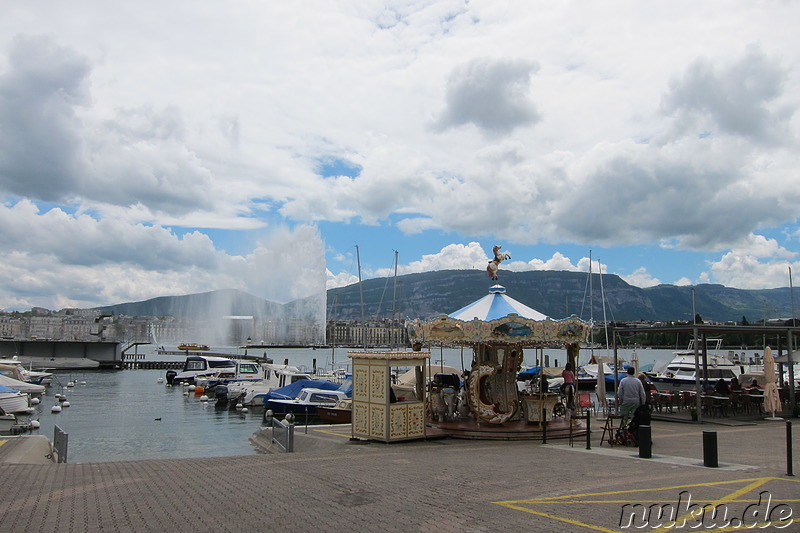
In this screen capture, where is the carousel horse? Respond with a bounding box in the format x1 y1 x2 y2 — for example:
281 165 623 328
486 245 511 280
467 364 516 424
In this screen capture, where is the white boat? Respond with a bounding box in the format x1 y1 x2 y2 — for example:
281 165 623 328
193 360 266 390
0 384 31 415
166 355 237 386
0 370 46 396
224 364 313 406
266 387 350 417
650 339 743 392
0 357 53 385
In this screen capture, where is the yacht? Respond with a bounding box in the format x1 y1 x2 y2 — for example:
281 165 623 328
649 339 743 392
166 355 236 386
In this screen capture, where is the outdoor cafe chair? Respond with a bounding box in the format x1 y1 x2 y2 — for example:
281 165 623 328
728 391 742 414
680 391 695 411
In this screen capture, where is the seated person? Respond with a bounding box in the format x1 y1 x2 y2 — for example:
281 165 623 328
713 378 730 396
749 379 762 391
729 376 741 391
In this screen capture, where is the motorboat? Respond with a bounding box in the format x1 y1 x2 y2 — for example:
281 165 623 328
222 363 313 406
264 379 350 417
0 357 52 385
0 384 31 415
266 387 350 417
316 398 352 424
576 361 625 391
0 370 46 396
193 360 266 390
649 339 742 392
165 355 236 386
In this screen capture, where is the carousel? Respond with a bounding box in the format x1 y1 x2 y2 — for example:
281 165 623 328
405 282 592 440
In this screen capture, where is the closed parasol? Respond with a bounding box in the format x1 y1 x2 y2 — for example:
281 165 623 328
763 346 782 420
595 356 607 411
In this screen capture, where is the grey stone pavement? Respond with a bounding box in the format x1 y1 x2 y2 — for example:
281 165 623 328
1 416 799 532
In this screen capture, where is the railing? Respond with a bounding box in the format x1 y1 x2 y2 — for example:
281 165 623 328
53 424 68 463
266 412 295 453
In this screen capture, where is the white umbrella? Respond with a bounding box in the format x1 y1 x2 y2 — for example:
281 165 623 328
595 355 607 413
763 346 782 420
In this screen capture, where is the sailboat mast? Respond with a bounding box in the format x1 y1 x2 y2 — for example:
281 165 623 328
391 250 399 350
391 250 398 319
589 249 594 360
356 244 365 349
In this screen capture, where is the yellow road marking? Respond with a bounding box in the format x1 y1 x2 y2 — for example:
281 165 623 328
494 476 800 531
311 427 352 438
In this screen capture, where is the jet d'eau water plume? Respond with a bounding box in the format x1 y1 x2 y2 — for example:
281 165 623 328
156 225 328 347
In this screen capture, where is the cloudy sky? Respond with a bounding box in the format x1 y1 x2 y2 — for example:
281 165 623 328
1 1 799 311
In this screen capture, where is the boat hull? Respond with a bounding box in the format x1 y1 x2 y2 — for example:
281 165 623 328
266 400 323 416
650 376 713 392
316 406 351 424
0 392 30 414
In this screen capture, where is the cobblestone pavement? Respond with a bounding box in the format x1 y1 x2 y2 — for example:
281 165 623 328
1 419 798 532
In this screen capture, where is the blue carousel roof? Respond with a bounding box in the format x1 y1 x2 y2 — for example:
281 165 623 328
448 285 549 322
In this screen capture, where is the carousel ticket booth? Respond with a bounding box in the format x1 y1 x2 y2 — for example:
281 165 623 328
348 350 430 442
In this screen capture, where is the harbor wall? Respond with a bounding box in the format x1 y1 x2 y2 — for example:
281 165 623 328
0 340 122 369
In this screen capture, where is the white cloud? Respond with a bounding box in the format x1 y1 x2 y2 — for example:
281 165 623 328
0 199 324 309
622 267 662 288
326 270 360 290
704 234 799 289
1 2 800 309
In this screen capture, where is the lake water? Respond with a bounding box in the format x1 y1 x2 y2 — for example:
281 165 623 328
25 346 682 463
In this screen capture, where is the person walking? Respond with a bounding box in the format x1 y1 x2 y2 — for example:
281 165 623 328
561 362 576 410
617 366 646 426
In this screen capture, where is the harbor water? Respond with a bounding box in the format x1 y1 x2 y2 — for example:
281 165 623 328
26 346 677 463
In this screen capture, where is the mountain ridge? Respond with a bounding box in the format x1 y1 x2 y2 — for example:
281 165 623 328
94 270 796 324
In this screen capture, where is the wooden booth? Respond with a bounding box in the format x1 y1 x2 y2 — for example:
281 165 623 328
348 350 430 442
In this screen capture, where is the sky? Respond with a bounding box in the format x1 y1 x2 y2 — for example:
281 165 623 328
1 1 799 312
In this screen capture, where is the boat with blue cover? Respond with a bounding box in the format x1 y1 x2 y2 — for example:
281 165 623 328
264 379 351 417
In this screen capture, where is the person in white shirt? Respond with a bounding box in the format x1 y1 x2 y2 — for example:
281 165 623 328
616 366 646 426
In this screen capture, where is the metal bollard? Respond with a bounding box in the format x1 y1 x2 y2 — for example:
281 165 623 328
787 420 794 477
542 408 547 444
703 430 718 468
638 425 652 458
586 411 591 450
263 409 273 427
